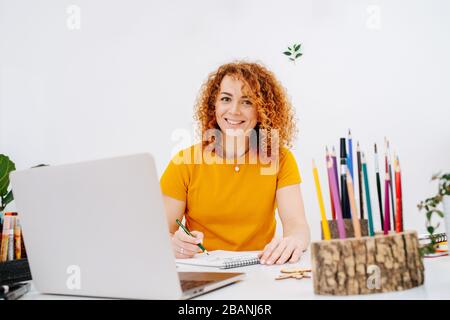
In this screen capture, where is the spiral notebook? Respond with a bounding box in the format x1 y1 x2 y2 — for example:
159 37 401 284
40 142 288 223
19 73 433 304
419 232 448 244
176 250 261 269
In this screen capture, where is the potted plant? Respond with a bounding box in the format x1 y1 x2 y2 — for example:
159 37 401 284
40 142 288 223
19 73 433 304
0 154 16 215
417 172 450 255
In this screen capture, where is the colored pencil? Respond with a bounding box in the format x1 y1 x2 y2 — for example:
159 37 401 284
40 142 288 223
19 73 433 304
384 160 391 235
356 142 364 219
348 129 354 181
395 155 403 232
332 146 339 201
346 166 362 238
326 147 336 220
313 159 331 240
340 138 351 218
374 143 384 230
327 157 346 239
384 140 391 229
386 138 396 230
362 153 375 236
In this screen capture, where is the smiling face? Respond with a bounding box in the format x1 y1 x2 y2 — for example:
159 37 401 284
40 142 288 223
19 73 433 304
215 75 258 137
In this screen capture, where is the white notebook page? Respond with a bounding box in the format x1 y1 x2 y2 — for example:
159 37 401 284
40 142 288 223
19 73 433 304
175 250 261 268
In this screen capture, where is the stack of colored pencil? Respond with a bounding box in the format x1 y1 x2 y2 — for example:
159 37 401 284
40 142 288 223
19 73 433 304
312 130 404 240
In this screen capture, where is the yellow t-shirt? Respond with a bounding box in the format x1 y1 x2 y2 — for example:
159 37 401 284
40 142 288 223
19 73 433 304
159 143 302 251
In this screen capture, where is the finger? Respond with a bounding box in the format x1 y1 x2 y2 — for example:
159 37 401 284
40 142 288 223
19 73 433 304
176 229 202 245
171 235 193 259
275 244 296 265
289 248 303 263
266 240 288 265
174 249 188 259
180 247 197 258
188 231 205 253
190 231 204 243
173 237 200 254
174 243 197 258
258 244 268 258
260 239 281 263
261 241 279 264
175 247 196 259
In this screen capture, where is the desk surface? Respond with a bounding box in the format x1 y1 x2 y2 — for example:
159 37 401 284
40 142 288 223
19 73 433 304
20 254 450 300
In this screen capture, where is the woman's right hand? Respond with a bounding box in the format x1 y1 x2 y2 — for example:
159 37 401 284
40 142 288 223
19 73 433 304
171 228 204 259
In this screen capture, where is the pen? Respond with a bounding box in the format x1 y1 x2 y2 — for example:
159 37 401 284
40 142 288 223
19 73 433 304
175 219 209 255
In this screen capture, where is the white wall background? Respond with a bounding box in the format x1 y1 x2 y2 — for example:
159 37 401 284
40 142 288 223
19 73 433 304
1 0 449 240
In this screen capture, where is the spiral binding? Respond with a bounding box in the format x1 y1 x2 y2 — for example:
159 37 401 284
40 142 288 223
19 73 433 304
430 233 448 243
221 256 261 269
419 232 447 244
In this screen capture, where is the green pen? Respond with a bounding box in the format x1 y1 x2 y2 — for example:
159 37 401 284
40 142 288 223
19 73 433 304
175 219 209 255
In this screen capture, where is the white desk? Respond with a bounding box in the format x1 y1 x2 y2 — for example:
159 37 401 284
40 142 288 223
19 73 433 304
20 254 450 300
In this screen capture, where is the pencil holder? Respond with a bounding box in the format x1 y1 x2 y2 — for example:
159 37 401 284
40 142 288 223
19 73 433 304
311 230 424 295
322 219 369 240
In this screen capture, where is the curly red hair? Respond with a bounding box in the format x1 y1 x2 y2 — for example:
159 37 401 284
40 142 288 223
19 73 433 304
194 61 297 156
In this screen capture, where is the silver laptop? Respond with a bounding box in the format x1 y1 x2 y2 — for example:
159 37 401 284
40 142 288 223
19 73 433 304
9 154 244 299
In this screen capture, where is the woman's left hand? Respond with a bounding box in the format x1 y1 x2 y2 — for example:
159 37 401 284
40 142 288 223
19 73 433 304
258 236 305 265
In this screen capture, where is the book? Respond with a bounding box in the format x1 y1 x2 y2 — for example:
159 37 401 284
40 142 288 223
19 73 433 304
176 250 261 269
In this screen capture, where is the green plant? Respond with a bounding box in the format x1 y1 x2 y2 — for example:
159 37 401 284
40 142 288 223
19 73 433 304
283 43 302 63
417 172 450 255
0 154 16 212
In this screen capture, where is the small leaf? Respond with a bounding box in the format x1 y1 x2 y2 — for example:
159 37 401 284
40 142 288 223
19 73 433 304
289 58 295 61
288 47 292 51
427 226 435 234
428 209 444 217
0 155 16 197
3 189 13 207
283 51 292 56
295 53 303 58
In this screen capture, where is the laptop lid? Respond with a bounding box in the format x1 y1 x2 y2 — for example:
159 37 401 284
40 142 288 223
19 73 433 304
10 153 183 299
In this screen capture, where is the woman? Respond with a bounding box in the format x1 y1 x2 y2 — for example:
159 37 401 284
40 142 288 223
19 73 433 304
160 61 310 265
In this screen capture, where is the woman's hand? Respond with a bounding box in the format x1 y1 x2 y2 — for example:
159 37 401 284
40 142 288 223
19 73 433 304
171 228 204 259
260 184 310 265
258 236 305 265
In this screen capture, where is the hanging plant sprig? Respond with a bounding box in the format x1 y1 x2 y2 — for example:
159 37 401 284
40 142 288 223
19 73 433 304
283 43 303 64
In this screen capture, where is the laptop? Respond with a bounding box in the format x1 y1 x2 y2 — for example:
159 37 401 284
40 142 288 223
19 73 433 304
9 153 244 299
